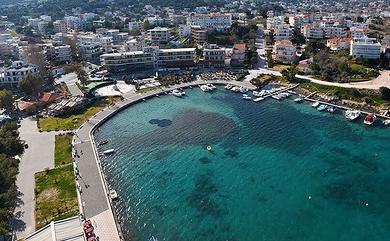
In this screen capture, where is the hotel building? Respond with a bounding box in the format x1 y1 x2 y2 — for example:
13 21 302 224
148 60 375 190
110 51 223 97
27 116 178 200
187 13 232 31
350 37 381 59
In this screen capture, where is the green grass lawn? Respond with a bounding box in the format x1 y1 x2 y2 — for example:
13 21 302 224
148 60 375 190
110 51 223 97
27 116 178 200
272 64 290 71
37 97 122 132
35 165 78 229
54 134 73 167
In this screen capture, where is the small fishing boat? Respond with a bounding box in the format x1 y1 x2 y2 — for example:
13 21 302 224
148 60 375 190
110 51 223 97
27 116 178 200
364 113 376 125
252 91 261 97
225 84 232 90
207 146 212 151
294 97 303 103
239 86 248 93
103 149 115 155
109 190 118 200
242 94 252 100
172 89 183 97
317 104 328 111
345 109 361 121
327 106 337 113
231 86 240 92
98 139 108 146
383 119 390 126
312 101 320 108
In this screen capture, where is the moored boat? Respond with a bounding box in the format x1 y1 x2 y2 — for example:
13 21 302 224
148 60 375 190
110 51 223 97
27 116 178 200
253 97 265 102
242 94 252 100
200 85 210 92
383 119 390 126
327 106 337 113
103 149 115 155
312 101 320 108
294 97 303 103
172 89 183 97
364 113 376 125
98 139 108 146
109 190 118 200
317 104 328 111
345 109 361 121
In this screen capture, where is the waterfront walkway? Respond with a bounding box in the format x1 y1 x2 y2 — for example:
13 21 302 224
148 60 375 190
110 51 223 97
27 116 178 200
73 79 255 240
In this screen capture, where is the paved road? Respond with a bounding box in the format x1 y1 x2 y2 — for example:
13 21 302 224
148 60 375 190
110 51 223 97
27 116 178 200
15 117 56 239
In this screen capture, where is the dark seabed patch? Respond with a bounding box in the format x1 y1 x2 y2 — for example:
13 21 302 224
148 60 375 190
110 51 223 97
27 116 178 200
149 118 172 127
135 109 238 147
199 157 212 164
224 150 239 158
186 172 222 216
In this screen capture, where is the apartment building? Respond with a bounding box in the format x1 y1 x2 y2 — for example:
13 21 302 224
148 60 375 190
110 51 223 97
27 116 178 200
266 16 285 30
272 40 296 64
100 47 196 71
0 61 38 87
203 44 226 68
274 24 292 41
324 27 346 39
350 37 381 59
231 43 246 67
96 28 129 43
124 38 145 52
147 27 170 44
53 20 68 33
301 25 324 39
191 26 207 45
350 26 367 39
45 44 72 62
187 13 232 31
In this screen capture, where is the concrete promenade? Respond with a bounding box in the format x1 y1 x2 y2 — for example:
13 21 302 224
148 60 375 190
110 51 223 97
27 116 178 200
73 79 255 240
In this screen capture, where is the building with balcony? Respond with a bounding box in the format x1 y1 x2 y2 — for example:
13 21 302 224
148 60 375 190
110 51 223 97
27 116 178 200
147 27 170 44
0 61 38 87
231 43 246 67
350 37 381 59
187 13 232 31
272 40 296 64
203 44 226 68
100 47 196 71
191 26 207 45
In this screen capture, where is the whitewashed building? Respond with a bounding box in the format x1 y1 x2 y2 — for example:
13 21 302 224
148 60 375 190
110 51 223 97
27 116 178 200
350 37 381 59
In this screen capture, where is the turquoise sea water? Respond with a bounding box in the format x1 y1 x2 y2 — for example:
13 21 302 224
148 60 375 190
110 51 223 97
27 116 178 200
95 87 390 241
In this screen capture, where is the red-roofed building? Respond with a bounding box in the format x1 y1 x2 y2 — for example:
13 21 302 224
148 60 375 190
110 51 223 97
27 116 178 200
231 43 246 67
326 38 352 51
38 92 62 105
272 40 296 64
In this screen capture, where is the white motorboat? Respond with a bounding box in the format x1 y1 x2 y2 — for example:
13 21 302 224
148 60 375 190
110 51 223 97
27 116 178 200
383 119 390 126
294 97 303 103
103 149 115 155
207 83 216 90
364 113 376 125
200 85 210 92
225 84 232 90
253 97 265 102
172 89 183 97
231 86 240 92
345 109 361 121
252 91 261 97
271 95 281 100
327 106 337 113
239 86 248 93
242 94 252 100
110 190 118 200
312 101 320 108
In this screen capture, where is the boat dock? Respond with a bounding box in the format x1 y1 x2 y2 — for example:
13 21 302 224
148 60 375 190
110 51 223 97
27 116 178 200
253 84 300 101
304 96 390 120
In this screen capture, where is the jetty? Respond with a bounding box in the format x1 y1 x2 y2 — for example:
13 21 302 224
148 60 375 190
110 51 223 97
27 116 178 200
304 95 390 120
252 84 300 101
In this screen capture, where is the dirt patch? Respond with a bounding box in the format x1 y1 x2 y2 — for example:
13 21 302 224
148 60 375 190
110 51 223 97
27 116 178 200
39 188 59 200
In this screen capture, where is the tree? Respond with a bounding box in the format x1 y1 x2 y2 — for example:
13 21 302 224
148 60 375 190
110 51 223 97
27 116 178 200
0 90 14 113
281 64 298 82
291 28 305 45
379 87 390 100
62 36 82 62
18 75 43 94
266 50 274 68
76 67 89 86
22 44 47 74
141 20 151 31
